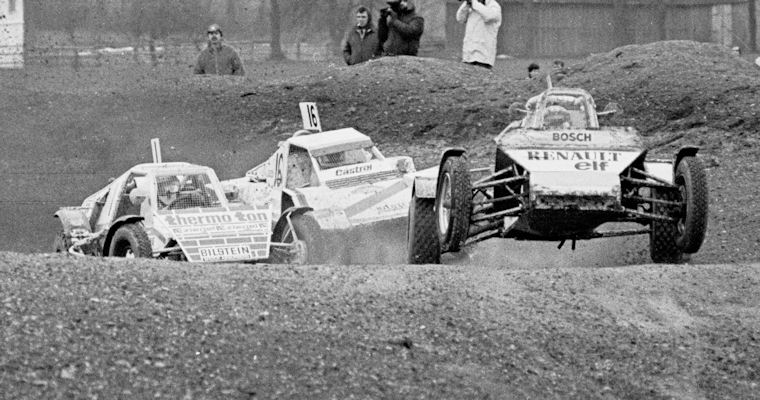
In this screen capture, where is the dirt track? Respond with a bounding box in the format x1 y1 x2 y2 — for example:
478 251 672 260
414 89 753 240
1 41 760 398
2 254 759 399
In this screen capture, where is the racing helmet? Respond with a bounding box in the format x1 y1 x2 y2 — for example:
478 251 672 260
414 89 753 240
543 105 571 128
157 175 181 196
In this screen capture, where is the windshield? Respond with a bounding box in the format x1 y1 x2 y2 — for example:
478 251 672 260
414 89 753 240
155 172 222 210
540 94 591 129
315 147 377 169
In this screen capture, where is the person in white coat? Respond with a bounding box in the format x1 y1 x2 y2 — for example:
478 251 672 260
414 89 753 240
456 0 502 69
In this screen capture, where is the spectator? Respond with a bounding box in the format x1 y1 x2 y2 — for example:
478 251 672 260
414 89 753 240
342 6 381 65
194 24 245 76
551 59 568 81
456 0 502 69
528 62 541 79
378 0 425 57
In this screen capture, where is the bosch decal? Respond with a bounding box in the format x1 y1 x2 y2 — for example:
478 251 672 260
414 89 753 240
552 132 592 142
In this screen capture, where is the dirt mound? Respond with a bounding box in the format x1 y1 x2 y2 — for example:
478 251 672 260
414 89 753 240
232 41 760 166
564 41 760 138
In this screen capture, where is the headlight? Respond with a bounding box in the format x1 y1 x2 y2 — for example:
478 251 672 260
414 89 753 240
397 158 415 173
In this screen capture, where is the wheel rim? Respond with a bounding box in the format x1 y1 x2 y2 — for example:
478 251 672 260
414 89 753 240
124 248 136 258
114 241 135 258
437 173 452 237
291 240 308 264
280 225 307 264
676 178 687 238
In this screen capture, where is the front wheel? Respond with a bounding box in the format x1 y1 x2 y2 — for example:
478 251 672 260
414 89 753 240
109 223 152 258
407 192 440 264
674 156 708 253
271 213 325 265
435 155 472 253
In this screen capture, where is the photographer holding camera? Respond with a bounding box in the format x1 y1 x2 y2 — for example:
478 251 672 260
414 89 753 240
378 0 424 57
456 0 502 69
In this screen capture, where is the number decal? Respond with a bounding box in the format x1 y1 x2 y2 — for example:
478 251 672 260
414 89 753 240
299 102 321 132
308 104 318 126
274 153 284 187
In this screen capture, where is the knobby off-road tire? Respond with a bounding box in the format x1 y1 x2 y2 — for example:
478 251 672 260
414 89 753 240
674 156 708 253
436 155 472 253
407 193 440 264
650 189 682 263
109 223 152 258
53 231 71 253
272 213 326 265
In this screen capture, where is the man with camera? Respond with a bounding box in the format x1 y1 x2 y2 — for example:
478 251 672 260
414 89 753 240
456 0 502 69
378 0 424 57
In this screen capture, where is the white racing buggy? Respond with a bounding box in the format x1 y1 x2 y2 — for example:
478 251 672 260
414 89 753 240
224 103 419 264
408 87 709 264
53 141 273 263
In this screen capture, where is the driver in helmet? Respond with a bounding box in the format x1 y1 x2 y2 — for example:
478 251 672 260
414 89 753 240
157 176 182 210
543 105 571 129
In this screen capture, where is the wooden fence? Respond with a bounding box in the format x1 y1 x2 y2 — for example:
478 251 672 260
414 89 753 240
446 1 752 57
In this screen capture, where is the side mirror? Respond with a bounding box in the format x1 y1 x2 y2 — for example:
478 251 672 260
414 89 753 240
129 188 149 205
247 168 266 183
598 102 622 117
508 102 527 120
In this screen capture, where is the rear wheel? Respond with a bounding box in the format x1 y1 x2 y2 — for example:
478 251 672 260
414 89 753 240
407 192 440 264
436 155 472 253
109 223 152 258
271 213 325 265
649 189 682 263
674 156 708 253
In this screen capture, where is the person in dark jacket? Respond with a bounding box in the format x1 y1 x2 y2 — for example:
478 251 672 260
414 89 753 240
378 0 424 57
342 6 381 65
194 24 245 76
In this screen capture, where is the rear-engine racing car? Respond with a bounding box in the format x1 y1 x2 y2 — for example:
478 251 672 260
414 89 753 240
224 103 420 264
53 159 273 263
407 87 709 264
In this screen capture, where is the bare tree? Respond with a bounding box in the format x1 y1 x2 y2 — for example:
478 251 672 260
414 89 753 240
750 0 757 52
60 0 89 70
612 0 631 47
520 0 537 57
654 0 667 41
269 0 286 59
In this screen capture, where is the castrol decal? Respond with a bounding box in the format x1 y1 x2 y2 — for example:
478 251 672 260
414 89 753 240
334 164 372 177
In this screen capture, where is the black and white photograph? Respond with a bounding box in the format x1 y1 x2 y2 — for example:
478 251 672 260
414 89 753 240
1 0 759 398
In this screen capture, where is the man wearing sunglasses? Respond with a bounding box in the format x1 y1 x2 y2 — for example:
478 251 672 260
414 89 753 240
194 24 245 76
